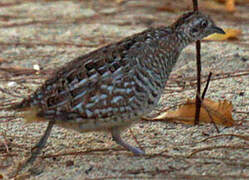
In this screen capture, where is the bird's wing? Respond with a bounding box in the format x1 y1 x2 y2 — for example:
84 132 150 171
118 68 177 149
23 30 153 121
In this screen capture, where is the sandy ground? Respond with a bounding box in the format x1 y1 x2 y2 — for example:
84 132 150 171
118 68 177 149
0 0 248 179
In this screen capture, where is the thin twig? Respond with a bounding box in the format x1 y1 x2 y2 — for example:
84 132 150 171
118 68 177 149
188 144 249 157
199 72 219 132
198 95 220 133
0 132 10 153
198 134 249 143
42 148 127 159
201 72 212 99
0 87 25 98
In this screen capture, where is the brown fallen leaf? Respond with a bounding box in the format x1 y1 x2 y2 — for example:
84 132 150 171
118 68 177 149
156 2 181 13
204 28 241 41
226 0 236 12
212 0 236 12
153 99 234 127
115 0 125 3
215 0 249 3
202 1 225 11
0 57 6 64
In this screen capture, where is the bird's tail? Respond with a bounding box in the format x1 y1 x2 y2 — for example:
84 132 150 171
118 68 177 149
1 99 45 123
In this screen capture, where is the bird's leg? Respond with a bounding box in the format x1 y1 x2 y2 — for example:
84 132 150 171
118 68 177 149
15 120 55 176
26 120 55 165
110 127 145 155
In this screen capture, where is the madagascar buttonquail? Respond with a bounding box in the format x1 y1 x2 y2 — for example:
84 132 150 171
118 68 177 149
11 11 225 166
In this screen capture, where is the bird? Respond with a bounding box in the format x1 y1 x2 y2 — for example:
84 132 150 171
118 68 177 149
9 11 225 169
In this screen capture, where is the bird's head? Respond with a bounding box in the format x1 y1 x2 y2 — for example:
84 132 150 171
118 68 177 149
172 11 225 42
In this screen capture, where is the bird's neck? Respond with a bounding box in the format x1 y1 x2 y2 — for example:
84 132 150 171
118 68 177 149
150 27 192 82
174 30 193 49
133 27 194 92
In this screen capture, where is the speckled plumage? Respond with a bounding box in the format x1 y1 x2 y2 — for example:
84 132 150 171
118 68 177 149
25 27 179 131
14 11 225 156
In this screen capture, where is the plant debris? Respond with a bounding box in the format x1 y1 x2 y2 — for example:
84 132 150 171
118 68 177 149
152 98 234 127
204 28 241 41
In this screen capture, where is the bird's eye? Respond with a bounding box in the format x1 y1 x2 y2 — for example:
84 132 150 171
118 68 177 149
201 20 208 28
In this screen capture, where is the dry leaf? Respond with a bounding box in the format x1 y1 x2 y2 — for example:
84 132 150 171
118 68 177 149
203 1 225 11
115 0 125 3
212 0 236 11
153 99 234 127
157 6 179 12
226 0 236 12
0 57 6 63
204 28 241 41
156 3 180 13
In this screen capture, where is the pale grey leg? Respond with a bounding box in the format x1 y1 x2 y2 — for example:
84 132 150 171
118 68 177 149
111 128 145 155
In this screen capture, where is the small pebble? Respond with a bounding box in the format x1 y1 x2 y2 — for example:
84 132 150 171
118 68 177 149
33 64 40 71
7 81 17 87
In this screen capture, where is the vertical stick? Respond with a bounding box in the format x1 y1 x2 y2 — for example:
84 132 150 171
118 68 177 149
194 40 201 125
192 0 198 11
192 0 201 125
